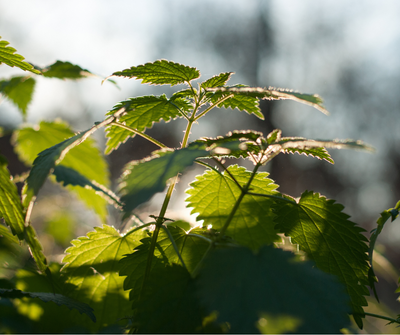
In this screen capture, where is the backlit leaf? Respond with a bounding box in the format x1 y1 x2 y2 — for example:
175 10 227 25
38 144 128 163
119 143 208 217
196 246 351 333
186 165 281 250
206 85 264 119
112 59 200 86
13 121 110 220
0 157 25 239
0 76 35 117
105 95 186 154
201 72 232 88
24 225 48 273
206 86 329 115
0 37 41 74
61 224 147 332
274 191 370 326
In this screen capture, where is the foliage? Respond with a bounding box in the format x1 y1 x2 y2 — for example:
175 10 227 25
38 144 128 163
0 48 398 334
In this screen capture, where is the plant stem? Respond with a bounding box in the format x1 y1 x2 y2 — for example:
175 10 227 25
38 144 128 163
194 94 234 121
123 222 154 237
141 116 195 288
110 121 167 148
161 225 187 270
361 312 400 325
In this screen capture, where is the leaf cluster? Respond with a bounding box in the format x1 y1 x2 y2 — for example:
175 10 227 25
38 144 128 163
0 55 393 334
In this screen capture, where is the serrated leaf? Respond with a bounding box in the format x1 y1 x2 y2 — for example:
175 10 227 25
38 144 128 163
119 225 209 303
0 223 19 244
0 76 35 117
112 59 200 86
207 85 264 119
0 158 25 240
61 224 147 332
133 264 203 333
171 88 197 100
206 86 329 115
119 143 208 217
105 95 185 154
278 137 374 152
0 288 95 322
195 130 263 159
40 60 92 79
0 37 41 74
186 165 281 250
53 165 121 208
196 246 351 333
274 191 370 325
24 225 48 273
13 121 110 220
201 72 232 88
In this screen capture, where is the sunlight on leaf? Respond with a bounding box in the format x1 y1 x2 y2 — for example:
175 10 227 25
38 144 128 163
111 59 200 86
0 76 35 118
0 37 41 74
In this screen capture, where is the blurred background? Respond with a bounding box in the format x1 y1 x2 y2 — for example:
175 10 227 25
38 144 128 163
1 0 400 332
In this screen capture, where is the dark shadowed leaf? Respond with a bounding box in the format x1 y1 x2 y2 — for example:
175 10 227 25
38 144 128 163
196 246 351 333
40 60 92 79
274 191 370 326
134 264 203 333
119 143 208 217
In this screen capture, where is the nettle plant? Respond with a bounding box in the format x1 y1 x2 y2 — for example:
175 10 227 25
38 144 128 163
1 37 400 334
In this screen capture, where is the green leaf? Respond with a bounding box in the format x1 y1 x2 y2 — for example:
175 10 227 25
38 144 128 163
277 137 374 153
201 72 232 88
24 225 48 273
111 59 200 86
119 225 209 303
40 60 92 79
0 37 41 74
0 223 19 245
119 143 208 217
196 245 351 333
207 85 264 119
0 76 35 117
105 95 186 154
61 224 147 332
133 264 203 333
0 157 25 240
206 86 329 115
0 288 95 322
195 130 263 159
186 165 281 250
53 165 121 208
274 191 370 325
14 121 110 220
